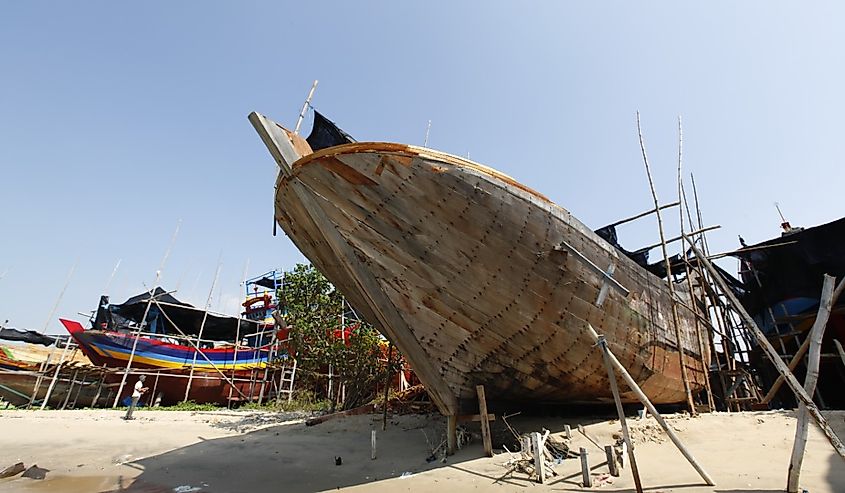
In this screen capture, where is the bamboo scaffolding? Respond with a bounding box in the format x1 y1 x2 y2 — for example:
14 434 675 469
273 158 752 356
150 298 249 400
676 119 714 411
636 112 696 414
688 239 845 458
184 261 222 402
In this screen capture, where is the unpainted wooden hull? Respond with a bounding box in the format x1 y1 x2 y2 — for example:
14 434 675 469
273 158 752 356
0 369 115 409
255 114 708 415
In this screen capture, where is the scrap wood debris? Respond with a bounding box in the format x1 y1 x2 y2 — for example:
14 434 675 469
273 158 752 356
499 431 573 482
376 384 435 415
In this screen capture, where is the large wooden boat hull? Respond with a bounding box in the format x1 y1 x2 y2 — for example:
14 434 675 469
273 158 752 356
251 112 708 414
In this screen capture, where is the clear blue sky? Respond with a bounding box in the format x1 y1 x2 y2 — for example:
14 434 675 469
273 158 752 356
1 2 843 334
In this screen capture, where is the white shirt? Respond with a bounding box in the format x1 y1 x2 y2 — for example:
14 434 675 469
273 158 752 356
132 380 143 398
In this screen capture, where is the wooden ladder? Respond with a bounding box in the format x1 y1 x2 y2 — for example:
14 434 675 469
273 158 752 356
276 359 298 403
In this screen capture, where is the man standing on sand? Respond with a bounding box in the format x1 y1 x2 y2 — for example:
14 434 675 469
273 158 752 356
123 375 148 420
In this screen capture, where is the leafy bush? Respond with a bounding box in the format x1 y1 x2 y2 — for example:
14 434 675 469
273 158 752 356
280 264 400 411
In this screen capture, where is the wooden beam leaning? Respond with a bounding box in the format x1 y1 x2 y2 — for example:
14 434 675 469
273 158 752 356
596 334 643 493
477 385 493 457
586 324 715 486
835 340 845 368
686 238 845 459
787 275 835 493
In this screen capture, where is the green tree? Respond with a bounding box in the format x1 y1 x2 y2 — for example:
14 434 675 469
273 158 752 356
280 264 397 410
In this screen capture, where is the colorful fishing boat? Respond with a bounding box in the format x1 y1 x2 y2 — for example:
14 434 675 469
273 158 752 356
59 287 290 406
249 109 709 416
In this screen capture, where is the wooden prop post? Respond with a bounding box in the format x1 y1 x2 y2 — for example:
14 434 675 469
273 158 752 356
586 324 715 486
687 239 845 459
447 414 458 455
580 447 591 487
787 275 835 493
596 334 643 492
476 385 493 457
605 445 619 477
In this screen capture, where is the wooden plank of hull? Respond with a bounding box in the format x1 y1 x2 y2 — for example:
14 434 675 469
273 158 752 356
272 140 708 412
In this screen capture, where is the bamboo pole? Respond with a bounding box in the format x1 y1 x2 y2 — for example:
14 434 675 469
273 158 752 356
28 262 76 409
834 340 845 368
150 298 248 400
184 261 222 402
112 298 154 408
596 334 643 493
293 80 318 134
676 116 714 412
636 112 696 415
600 201 681 229
114 220 180 407
586 324 715 486
688 241 845 458
61 367 80 410
787 274 835 492
229 261 250 407
39 341 73 410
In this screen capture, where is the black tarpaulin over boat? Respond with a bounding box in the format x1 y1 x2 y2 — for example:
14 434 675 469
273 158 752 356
0 327 68 347
94 287 251 341
733 217 845 318
306 111 356 151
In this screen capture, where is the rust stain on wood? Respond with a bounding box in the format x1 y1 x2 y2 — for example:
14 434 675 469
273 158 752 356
375 154 413 176
320 156 378 186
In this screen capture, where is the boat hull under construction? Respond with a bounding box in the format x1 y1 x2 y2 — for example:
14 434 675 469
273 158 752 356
250 111 709 415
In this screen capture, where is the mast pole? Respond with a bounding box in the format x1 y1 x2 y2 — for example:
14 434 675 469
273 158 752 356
113 220 181 407
183 259 222 402
293 80 319 135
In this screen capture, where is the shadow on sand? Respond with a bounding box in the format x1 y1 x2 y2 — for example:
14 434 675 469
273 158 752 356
105 414 484 493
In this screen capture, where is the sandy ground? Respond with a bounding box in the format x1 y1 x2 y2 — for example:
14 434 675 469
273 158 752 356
0 408 843 493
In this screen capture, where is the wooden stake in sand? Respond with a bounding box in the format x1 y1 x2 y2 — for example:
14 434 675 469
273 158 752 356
586 324 715 486
687 239 845 460
787 275 836 493
580 447 591 487
532 432 546 484
371 430 377 460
